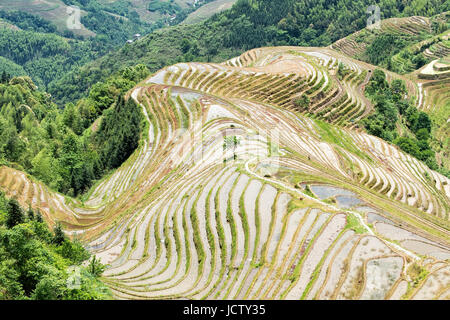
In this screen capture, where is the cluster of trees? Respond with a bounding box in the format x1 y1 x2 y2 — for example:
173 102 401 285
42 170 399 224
294 94 310 109
0 193 110 299
95 95 143 170
363 69 446 176
0 65 147 196
0 10 57 34
62 0 136 19
148 0 182 15
0 29 71 66
366 34 412 67
0 27 101 89
80 8 153 48
0 57 26 79
0 71 11 84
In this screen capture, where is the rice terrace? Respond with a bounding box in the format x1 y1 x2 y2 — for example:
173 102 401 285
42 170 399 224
0 0 449 303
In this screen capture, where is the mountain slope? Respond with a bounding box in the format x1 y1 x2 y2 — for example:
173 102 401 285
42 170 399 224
48 0 450 105
330 12 450 176
1 46 449 300
0 0 95 37
182 0 237 24
331 12 449 73
0 0 231 91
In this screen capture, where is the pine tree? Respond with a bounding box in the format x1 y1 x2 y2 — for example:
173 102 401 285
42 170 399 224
36 210 43 223
96 95 142 170
6 199 24 228
27 206 34 221
89 256 106 277
1 71 8 84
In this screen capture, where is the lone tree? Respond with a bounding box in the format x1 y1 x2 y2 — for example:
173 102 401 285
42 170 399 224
36 210 43 223
1 71 10 84
27 206 34 221
6 199 24 228
294 94 310 110
53 222 66 245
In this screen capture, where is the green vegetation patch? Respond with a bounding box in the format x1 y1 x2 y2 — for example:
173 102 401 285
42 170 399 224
315 119 373 163
345 213 367 234
363 69 448 176
0 67 148 197
0 192 111 300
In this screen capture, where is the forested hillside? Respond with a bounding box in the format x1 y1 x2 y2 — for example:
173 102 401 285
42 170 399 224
0 5 154 90
0 27 100 90
0 192 111 299
0 65 147 196
362 69 445 175
332 11 450 74
50 0 450 105
0 1 227 91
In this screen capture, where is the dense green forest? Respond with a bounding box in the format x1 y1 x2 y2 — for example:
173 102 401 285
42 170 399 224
0 57 26 79
0 192 111 299
0 27 101 90
49 0 450 105
0 65 147 196
0 1 232 93
0 11 58 34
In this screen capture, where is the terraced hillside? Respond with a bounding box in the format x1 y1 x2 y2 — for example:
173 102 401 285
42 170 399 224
331 13 449 74
1 46 450 300
332 12 450 175
414 55 450 172
332 15 434 59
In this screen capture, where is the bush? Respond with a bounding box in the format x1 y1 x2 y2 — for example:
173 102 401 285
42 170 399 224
55 239 90 264
294 94 310 110
394 137 421 159
53 222 66 246
6 199 24 229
